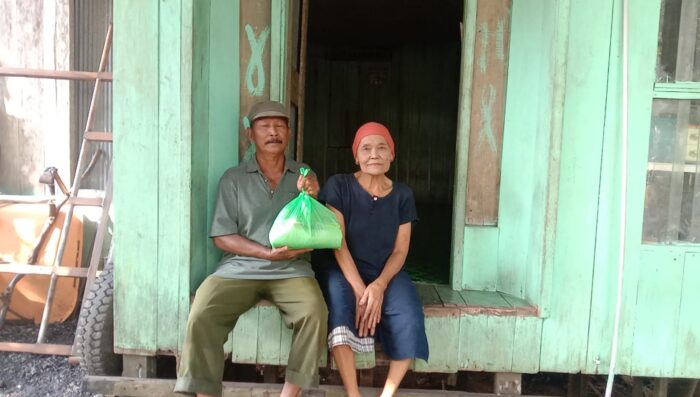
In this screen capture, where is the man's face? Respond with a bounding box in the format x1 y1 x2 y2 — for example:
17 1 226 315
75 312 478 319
248 116 290 156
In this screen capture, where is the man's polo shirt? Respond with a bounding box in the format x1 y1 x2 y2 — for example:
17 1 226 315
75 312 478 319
209 157 314 279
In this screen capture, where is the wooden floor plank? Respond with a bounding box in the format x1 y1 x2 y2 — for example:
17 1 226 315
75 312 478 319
415 282 442 306
460 290 511 308
499 291 528 307
435 284 467 306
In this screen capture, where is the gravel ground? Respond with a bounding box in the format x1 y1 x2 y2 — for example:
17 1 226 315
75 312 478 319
0 319 96 397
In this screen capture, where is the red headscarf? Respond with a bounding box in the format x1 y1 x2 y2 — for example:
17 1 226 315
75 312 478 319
351 122 395 158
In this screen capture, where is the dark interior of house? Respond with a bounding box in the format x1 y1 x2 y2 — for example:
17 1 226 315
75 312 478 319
304 0 464 284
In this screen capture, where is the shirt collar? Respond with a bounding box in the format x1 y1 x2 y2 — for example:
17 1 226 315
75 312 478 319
245 157 296 174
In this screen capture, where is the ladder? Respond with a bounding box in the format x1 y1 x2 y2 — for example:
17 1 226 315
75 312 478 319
0 24 113 356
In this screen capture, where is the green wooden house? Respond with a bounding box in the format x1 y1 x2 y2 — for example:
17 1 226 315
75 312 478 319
103 0 700 393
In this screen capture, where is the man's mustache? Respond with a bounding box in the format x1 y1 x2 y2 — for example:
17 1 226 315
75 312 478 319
266 138 283 144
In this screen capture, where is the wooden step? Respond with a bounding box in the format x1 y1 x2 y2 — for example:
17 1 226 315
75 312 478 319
0 342 72 355
85 375 552 397
0 263 89 277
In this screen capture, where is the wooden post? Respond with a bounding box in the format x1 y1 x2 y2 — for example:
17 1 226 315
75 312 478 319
465 0 511 225
239 0 272 159
566 374 589 397
122 355 157 378
263 365 278 383
494 372 521 395
652 378 669 397
358 369 374 388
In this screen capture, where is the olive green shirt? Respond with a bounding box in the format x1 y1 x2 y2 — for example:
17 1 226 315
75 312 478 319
210 157 314 279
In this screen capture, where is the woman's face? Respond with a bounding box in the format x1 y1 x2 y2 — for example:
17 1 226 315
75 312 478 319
355 134 393 176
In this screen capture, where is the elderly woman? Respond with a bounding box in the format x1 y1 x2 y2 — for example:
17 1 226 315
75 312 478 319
314 122 429 397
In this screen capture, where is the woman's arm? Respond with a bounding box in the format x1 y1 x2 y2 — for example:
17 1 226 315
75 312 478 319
327 204 369 331
359 221 412 336
212 234 311 261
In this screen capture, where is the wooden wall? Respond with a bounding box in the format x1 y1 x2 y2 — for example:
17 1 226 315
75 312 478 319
109 0 700 380
113 0 243 355
303 44 460 205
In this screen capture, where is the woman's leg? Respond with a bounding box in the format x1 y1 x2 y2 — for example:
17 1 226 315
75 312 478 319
318 265 370 397
332 345 362 397
380 359 412 397
375 272 430 397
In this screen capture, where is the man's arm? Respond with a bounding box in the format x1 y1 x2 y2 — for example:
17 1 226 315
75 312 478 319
212 234 310 261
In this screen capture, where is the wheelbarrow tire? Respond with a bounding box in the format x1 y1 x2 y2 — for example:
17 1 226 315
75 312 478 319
75 260 122 376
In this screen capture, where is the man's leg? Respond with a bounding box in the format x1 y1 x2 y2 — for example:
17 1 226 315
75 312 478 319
265 277 328 393
175 277 261 397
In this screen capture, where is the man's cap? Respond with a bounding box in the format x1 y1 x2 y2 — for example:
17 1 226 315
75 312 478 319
247 100 289 123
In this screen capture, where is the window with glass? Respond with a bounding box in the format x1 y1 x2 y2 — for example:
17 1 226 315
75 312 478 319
643 0 700 243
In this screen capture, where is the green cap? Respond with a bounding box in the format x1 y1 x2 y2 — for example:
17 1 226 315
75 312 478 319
247 100 289 123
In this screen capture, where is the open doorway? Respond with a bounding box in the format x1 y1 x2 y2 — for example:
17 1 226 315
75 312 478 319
303 0 463 285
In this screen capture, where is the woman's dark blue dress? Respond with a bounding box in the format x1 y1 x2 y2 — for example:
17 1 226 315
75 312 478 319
313 173 429 361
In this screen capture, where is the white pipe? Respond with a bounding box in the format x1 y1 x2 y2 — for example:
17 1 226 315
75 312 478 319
605 0 629 395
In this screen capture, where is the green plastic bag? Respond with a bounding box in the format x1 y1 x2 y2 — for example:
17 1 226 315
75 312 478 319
269 168 342 249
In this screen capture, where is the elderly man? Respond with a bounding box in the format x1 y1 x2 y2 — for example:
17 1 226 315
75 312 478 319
175 100 328 397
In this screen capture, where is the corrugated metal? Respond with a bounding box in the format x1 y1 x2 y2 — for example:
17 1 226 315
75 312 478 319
70 0 112 190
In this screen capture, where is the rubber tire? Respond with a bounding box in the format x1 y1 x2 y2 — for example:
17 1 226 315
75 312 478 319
75 261 122 375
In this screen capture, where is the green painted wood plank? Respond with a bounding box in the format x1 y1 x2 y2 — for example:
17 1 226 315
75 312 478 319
511 316 542 373
536 0 570 319
353 352 375 370
462 226 498 291
414 316 460 373
206 0 241 278
459 315 488 371
451 0 478 290
257 305 283 364
496 0 556 299
178 0 195 355
460 290 510 308
190 0 212 290
482 316 515 372
654 81 700 92
231 307 259 363
279 321 292 366
584 0 625 376
459 314 515 371
113 0 159 352
540 0 614 372
674 252 700 377
631 250 684 377
434 284 466 306
499 292 530 308
224 330 233 355
415 283 442 306
652 91 700 100
614 244 642 376
589 0 660 377
157 0 185 352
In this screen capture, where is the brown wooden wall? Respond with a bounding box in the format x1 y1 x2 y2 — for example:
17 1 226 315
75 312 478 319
303 44 461 205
